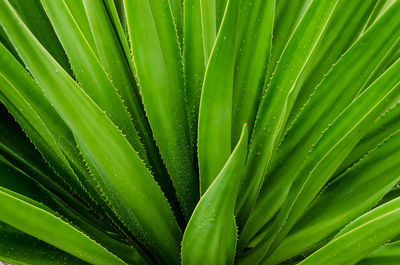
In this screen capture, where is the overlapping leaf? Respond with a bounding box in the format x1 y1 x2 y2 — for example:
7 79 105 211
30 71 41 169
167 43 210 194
0 2 182 263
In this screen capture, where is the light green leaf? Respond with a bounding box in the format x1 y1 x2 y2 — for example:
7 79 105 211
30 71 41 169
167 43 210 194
363 0 396 30
0 2 182 264
298 198 400 265
265 60 400 262
200 0 228 62
231 0 274 144
359 37 400 94
264 0 312 87
182 125 248 265
0 155 150 264
238 51 400 264
169 0 183 41
241 3 400 247
5 0 71 74
124 0 198 219
337 103 400 175
287 0 377 126
0 118 108 231
81 0 174 204
237 0 340 225
357 241 400 265
62 0 97 54
183 0 205 156
40 0 148 164
264 129 400 264
198 0 239 193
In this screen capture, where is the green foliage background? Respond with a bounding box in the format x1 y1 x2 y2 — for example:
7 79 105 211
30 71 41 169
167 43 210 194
0 0 400 264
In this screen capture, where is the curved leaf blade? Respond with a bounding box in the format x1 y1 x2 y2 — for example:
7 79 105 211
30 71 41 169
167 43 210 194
299 198 400 265
0 2 182 263
198 0 239 193
182 125 248 265
0 187 125 265
265 129 400 264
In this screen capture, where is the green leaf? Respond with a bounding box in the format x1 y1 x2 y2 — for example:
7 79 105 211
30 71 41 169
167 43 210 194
102 0 133 73
231 0 275 144
81 0 176 210
238 52 400 264
0 43 94 206
264 129 400 264
0 221 87 265
5 0 71 74
264 0 312 87
62 0 97 54
40 0 148 164
287 0 377 126
198 0 239 193
377 186 400 207
241 3 400 247
94 2 179 214
298 198 400 265
0 2 182 264
0 43 125 229
0 187 125 265
359 37 400 95
200 0 228 62
236 0 340 225
0 155 151 265
107 0 128 38
0 106 64 195
270 60 400 261
357 241 400 265
0 115 111 232
337 103 400 175
124 0 198 219
183 0 205 157
169 0 183 41
363 0 396 30
181 124 248 265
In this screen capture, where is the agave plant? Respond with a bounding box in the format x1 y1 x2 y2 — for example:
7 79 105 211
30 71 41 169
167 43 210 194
0 0 400 264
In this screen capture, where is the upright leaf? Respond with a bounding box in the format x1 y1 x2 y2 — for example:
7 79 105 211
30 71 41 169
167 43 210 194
124 0 198 218
236 0 340 224
182 125 248 265
198 0 240 193
169 0 183 40
183 0 205 158
264 0 312 85
62 0 97 53
82 0 176 211
238 53 400 264
200 0 228 62
231 0 275 144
